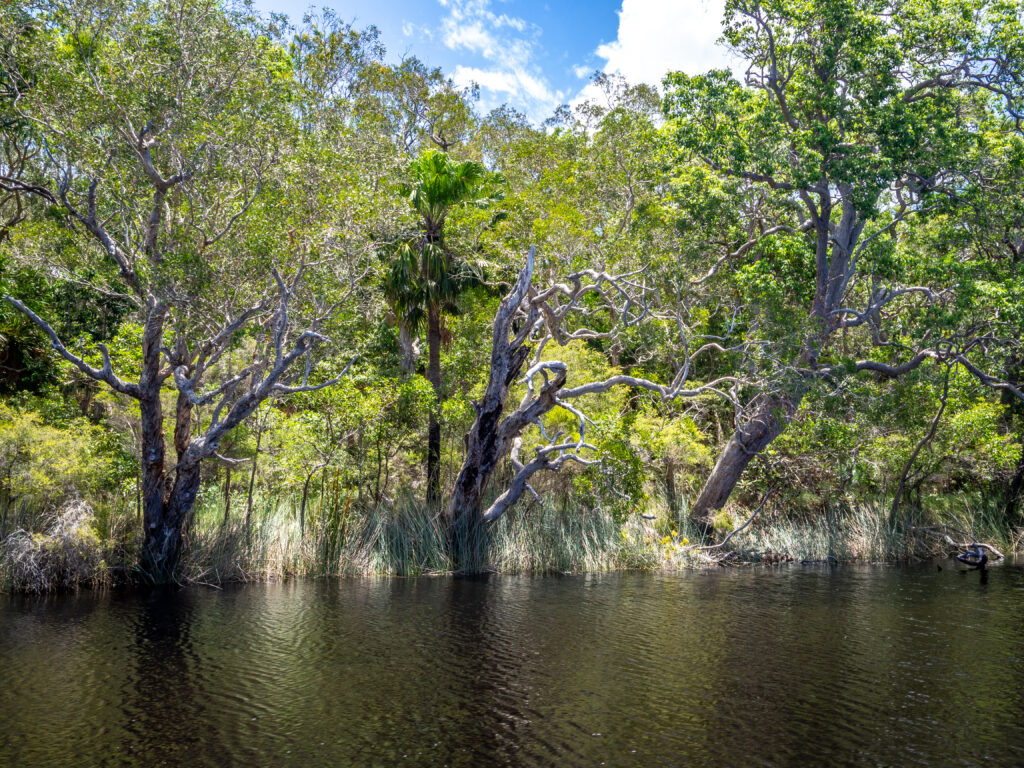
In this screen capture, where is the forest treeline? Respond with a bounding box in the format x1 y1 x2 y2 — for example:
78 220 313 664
1 0 1023 587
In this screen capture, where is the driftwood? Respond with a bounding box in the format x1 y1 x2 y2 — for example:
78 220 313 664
909 525 1006 561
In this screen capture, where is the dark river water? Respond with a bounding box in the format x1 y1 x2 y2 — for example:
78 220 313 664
2 562 1024 767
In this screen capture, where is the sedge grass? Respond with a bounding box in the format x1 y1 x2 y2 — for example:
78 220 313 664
178 493 659 582
4 487 1022 592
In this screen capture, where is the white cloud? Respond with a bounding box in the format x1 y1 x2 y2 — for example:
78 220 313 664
443 19 498 57
493 14 527 32
402 21 434 40
437 0 562 122
574 0 741 107
452 65 558 104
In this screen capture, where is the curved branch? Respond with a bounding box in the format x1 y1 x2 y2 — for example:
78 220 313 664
3 295 140 397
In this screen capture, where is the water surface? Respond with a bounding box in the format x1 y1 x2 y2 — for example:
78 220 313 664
2 562 1023 767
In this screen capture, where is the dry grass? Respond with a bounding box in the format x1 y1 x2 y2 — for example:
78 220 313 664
1 499 116 592
178 496 660 582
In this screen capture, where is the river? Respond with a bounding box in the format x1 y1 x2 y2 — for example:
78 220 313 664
2 562 1023 767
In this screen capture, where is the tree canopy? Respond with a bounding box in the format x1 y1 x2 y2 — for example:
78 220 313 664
1 0 1022 582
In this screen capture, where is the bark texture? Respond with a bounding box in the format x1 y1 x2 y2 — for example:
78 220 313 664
398 321 417 375
446 248 537 534
689 394 798 532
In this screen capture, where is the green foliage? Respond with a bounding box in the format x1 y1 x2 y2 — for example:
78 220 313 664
0 401 116 511
2 0 1023 587
383 149 504 332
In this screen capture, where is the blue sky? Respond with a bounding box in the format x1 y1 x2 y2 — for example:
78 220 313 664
251 0 739 122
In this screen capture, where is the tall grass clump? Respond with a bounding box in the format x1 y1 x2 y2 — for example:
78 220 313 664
1 499 116 592
179 491 308 583
174 490 661 582
735 503 907 562
731 493 1020 563
484 504 658 573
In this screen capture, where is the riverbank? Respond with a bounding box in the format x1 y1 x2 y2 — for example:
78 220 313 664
2 496 1020 592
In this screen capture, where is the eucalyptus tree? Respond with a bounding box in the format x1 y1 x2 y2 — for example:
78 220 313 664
663 0 1024 531
356 56 477 155
384 149 501 506
0 0 358 580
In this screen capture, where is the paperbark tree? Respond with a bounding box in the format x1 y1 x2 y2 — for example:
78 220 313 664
664 0 1024 532
1 0 357 579
446 247 739 556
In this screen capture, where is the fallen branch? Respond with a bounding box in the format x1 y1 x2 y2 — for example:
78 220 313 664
909 525 1005 560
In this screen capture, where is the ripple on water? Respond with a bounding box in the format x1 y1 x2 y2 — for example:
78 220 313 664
2 562 1024 767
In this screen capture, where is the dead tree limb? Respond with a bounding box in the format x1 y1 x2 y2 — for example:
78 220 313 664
909 525 1006 561
446 246 741 542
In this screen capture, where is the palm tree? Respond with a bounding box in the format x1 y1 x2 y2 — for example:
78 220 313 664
383 149 501 507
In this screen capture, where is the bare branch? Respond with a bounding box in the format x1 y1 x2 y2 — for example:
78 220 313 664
3 295 139 397
272 356 357 394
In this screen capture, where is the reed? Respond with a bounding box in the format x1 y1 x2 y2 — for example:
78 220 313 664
177 493 659 581
4 487 1021 592
732 494 1019 563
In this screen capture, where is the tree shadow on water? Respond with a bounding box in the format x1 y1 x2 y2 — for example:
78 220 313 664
120 587 228 767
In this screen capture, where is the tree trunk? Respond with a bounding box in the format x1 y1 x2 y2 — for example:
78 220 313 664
426 302 443 508
665 456 677 515
689 393 798 535
1005 441 1024 523
137 308 171 578
223 466 231 526
399 320 417 375
446 249 540 548
447 346 532 530
141 456 203 581
245 408 268 541
300 465 322 539
139 395 166 555
173 389 192 461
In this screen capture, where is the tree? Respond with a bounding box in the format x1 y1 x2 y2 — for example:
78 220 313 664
1 0 357 580
446 247 737 559
356 56 477 155
663 0 1024 532
383 149 500 506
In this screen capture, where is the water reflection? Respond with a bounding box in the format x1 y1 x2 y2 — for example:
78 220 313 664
2 562 1024 767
